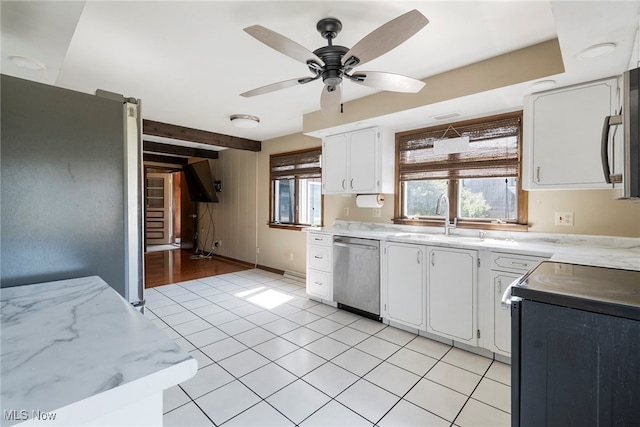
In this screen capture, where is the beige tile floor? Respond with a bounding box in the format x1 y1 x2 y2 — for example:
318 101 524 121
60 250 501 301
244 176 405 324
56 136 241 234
144 269 511 426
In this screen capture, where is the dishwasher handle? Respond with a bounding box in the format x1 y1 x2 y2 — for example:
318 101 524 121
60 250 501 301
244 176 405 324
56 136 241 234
334 241 379 250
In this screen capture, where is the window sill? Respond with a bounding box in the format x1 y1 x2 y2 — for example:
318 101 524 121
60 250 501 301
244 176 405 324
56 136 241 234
393 218 529 232
268 223 307 231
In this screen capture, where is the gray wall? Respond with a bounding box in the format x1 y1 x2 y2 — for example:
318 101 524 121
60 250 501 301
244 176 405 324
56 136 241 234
1 75 127 296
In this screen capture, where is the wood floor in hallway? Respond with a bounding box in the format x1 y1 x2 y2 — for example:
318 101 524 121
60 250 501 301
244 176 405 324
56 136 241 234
144 249 250 288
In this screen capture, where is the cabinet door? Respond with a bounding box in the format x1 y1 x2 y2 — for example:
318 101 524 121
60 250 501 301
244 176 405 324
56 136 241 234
348 128 378 192
492 272 520 355
383 243 426 330
525 78 617 189
322 134 348 193
427 247 477 344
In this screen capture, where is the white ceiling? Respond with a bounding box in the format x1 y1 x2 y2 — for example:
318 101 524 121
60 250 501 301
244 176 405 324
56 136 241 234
2 1 639 144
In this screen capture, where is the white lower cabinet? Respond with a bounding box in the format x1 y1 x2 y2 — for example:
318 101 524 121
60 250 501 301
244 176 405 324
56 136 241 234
486 252 549 357
491 271 520 355
381 242 427 330
306 232 333 301
307 269 331 299
427 247 478 345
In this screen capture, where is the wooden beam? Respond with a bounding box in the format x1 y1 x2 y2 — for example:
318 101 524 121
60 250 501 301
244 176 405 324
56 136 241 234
143 119 261 152
143 153 188 166
143 141 219 160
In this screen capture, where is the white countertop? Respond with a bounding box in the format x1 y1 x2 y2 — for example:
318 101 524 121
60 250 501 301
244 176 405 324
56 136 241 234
0 276 197 426
305 221 640 271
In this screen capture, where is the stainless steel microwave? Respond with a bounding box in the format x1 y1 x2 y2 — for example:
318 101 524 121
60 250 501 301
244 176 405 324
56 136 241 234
602 67 639 199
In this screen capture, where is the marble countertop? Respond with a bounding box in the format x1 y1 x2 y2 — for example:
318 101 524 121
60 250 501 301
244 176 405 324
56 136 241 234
305 221 640 271
0 276 197 426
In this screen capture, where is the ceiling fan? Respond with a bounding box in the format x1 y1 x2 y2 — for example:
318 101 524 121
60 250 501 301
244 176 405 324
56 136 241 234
240 9 429 113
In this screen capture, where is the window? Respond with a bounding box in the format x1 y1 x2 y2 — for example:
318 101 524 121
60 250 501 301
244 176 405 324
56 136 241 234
395 112 527 230
270 148 322 229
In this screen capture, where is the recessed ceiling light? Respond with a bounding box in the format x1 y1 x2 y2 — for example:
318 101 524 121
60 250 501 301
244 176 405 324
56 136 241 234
578 43 616 60
230 114 260 128
529 79 557 92
9 55 46 71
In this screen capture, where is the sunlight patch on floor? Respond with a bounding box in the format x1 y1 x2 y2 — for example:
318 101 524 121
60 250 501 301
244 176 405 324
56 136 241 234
246 289 294 309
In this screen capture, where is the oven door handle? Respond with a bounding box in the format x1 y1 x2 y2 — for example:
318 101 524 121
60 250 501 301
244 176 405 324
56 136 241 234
500 277 522 309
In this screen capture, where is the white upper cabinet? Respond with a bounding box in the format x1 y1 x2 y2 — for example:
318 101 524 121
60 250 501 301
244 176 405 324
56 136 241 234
523 77 619 190
321 127 394 194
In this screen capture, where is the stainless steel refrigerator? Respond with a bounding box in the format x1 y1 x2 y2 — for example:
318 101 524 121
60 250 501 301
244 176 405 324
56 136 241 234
1 74 144 309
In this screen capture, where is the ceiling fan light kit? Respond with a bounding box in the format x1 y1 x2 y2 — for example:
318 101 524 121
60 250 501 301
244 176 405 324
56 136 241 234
241 9 429 113
230 114 260 128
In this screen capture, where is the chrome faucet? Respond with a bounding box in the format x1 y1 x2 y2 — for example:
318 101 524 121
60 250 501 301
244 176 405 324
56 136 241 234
436 192 457 236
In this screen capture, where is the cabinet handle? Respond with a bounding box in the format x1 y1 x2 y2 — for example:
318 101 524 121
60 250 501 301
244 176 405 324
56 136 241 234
417 251 421 264
431 252 435 266
314 237 323 241
341 179 346 190
350 179 354 189
314 281 323 286
496 279 502 294
536 166 541 183
510 261 529 267
314 255 323 259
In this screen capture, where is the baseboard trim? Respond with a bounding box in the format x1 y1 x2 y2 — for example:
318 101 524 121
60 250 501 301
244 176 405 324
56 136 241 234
209 254 286 277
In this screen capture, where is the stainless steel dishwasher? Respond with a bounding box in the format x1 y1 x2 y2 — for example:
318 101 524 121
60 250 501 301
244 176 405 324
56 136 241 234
333 236 380 319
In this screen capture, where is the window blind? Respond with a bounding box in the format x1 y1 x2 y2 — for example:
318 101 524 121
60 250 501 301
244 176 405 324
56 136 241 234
398 114 521 181
270 148 322 180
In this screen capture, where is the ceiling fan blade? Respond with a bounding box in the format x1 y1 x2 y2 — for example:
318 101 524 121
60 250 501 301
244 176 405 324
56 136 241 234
240 77 314 97
350 71 425 93
343 9 428 68
244 25 323 66
320 84 342 114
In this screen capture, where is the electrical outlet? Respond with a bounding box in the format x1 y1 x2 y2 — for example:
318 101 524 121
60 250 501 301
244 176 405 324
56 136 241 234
289 252 294 261
343 207 349 216
256 247 260 254
554 211 574 226
372 208 381 218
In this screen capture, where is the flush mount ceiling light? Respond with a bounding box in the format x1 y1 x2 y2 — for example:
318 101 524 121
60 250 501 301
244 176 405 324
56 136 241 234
230 114 260 128
9 55 46 71
578 43 616 60
529 79 557 92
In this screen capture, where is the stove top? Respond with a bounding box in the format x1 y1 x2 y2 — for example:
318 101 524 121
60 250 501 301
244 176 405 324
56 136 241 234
512 262 640 320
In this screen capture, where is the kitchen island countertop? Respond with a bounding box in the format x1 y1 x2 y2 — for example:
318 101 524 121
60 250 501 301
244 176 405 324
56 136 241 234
0 276 197 426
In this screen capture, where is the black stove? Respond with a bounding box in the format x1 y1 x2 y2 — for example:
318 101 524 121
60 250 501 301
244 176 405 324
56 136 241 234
512 261 640 320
